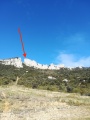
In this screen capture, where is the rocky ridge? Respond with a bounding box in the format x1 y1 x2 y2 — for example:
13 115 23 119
0 57 64 69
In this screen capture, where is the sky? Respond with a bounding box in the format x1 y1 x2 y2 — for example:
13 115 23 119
0 0 90 67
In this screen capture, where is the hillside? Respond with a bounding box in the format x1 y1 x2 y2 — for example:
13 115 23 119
0 63 90 119
0 63 90 95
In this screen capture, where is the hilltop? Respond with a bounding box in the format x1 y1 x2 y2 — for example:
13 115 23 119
0 57 64 69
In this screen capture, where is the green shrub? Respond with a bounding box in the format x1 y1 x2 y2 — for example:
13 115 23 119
66 86 73 93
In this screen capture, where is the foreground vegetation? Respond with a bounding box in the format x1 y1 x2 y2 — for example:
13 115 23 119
0 64 90 95
0 85 90 120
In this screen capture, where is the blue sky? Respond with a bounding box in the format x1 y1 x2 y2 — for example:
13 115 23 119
0 0 90 67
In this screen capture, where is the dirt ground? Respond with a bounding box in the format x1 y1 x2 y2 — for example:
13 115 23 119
0 85 90 120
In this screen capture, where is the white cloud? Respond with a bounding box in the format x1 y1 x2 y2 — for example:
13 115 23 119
57 53 90 68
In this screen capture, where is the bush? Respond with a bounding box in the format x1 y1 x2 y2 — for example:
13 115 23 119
46 85 59 91
0 78 10 85
66 86 73 93
32 83 38 89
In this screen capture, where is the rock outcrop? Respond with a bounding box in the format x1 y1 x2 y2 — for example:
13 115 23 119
24 58 64 69
0 57 64 69
0 57 23 68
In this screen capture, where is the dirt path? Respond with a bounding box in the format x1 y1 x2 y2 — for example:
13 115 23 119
0 86 90 120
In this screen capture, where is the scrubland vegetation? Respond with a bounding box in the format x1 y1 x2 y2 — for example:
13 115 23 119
0 63 90 96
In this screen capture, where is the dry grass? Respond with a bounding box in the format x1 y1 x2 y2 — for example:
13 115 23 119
0 85 90 120
56 93 90 106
